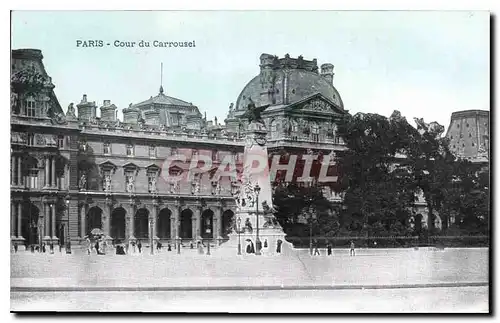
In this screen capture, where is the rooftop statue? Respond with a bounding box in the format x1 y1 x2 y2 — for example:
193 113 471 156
242 98 266 125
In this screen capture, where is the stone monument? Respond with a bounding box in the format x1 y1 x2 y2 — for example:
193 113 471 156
221 103 294 256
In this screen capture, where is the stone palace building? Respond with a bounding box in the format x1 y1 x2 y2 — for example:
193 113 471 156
10 49 489 249
10 49 347 248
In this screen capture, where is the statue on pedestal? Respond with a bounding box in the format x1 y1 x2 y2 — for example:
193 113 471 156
126 176 135 193
241 98 266 125
104 175 112 192
79 174 87 190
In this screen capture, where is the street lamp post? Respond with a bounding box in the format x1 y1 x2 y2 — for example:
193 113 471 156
254 184 261 255
149 219 154 255
65 197 71 254
309 206 313 256
237 217 242 255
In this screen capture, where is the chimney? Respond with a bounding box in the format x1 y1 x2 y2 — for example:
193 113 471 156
100 100 117 122
76 94 96 120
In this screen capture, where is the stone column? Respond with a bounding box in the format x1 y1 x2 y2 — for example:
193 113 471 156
191 207 200 241
152 200 158 240
11 156 16 186
128 201 136 242
170 206 177 240
215 207 222 241
11 201 16 238
196 207 202 239
43 203 51 240
214 206 222 242
17 156 22 187
17 202 23 239
80 203 86 238
103 199 112 240
171 205 179 239
45 157 50 187
51 157 56 188
51 203 57 241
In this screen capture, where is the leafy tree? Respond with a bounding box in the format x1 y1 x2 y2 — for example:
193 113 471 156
272 182 337 245
335 112 416 237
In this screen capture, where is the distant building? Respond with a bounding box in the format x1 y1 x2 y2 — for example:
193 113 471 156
446 109 489 163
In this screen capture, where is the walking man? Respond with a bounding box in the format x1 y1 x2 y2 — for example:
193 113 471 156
327 242 332 256
313 240 321 256
350 240 355 256
137 240 142 253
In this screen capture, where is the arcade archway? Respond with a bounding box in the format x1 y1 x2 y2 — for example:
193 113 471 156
134 208 149 239
21 203 40 246
222 209 235 237
86 206 103 235
180 209 193 239
111 207 126 241
157 208 171 239
201 209 214 239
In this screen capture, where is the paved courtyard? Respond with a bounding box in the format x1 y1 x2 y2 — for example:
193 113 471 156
11 286 489 313
10 247 489 312
11 247 488 289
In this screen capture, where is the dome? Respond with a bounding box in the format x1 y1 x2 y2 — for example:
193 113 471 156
235 53 344 111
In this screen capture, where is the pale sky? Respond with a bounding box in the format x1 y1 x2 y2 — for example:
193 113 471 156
11 11 490 131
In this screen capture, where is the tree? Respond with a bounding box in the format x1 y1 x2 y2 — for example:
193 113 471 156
336 110 489 239
272 182 336 246
335 112 416 237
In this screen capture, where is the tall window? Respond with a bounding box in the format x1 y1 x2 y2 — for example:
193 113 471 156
270 120 279 139
28 169 38 189
126 143 134 156
57 135 64 149
311 122 319 142
149 145 156 158
27 133 35 146
103 142 111 155
290 120 298 141
24 97 36 117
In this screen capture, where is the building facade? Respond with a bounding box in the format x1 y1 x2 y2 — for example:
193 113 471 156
14 49 484 249
11 50 348 248
446 109 489 163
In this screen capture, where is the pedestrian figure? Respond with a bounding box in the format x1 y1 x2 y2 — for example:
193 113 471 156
190 242 194 249
95 241 100 254
313 240 321 256
14 243 18 253
42 243 46 253
137 240 142 253
86 238 91 255
168 243 172 252
50 242 54 254
157 241 162 251
327 243 332 256
30 245 35 253
264 239 268 248
197 241 205 255
350 240 355 256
